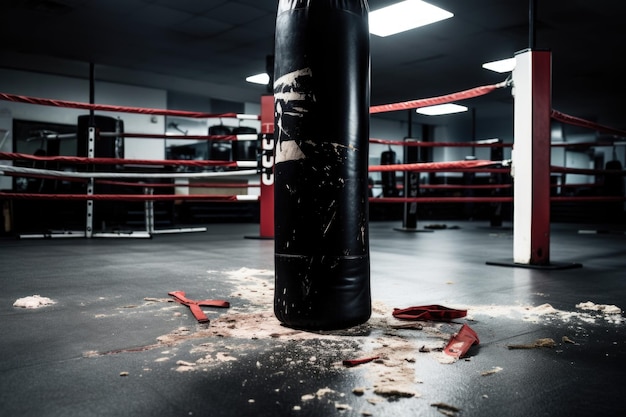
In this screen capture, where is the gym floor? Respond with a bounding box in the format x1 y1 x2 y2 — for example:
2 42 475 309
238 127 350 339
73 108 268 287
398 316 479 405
1 220 624 417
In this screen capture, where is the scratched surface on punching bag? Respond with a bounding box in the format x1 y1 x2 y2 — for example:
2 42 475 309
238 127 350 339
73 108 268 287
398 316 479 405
274 68 366 255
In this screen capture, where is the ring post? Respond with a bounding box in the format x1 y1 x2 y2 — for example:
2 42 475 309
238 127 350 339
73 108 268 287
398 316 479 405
86 64 96 239
245 95 275 240
144 186 154 234
393 138 432 233
487 49 581 269
489 139 505 228
259 94 275 239
513 49 551 265
85 126 95 239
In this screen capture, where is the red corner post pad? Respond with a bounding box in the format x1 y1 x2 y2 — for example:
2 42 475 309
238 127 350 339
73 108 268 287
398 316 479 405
168 291 230 323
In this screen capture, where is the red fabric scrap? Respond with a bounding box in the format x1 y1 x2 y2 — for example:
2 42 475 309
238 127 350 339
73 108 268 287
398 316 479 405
392 305 467 321
443 324 480 358
168 290 230 323
342 356 380 367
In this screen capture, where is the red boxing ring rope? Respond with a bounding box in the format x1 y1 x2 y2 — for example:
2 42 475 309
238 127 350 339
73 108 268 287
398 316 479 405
372 196 513 204
369 138 512 148
420 184 512 190
551 110 626 138
369 81 509 114
370 195 626 204
0 92 243 119
368 159 507 173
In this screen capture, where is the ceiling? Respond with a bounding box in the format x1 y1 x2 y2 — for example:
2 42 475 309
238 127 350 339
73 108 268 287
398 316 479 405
1 0 625 132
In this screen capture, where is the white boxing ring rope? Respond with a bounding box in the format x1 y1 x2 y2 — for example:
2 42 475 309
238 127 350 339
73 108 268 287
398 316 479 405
0 164 261 238
0 165 258 179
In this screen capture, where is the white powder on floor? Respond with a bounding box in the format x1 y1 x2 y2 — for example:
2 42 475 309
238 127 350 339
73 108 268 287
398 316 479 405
13 295 56 309
163 268 458 399
302 387 336 401
576 301 622 314
216 267 274 310
110 267 623 403
461 301 624 325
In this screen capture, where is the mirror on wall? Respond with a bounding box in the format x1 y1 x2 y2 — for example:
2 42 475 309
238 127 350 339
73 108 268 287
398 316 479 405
12 119 77 193
164 116 260 172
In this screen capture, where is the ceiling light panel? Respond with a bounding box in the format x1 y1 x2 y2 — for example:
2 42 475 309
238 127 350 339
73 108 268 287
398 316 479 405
369 0 454 37
416 103 468 115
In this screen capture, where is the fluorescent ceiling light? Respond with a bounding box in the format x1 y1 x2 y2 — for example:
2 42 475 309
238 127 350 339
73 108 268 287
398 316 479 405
246 73 270 85
369 0 453 37
482 57 516 73
416 103 468 116
474 138 501 144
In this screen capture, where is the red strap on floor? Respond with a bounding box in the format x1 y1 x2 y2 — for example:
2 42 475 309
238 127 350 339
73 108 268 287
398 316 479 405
443 323 480 358
342 356 380 367
392 305 467 321
168 290 230 323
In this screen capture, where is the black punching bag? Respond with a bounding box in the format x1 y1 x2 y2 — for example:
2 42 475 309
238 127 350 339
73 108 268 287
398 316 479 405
273 0 371 330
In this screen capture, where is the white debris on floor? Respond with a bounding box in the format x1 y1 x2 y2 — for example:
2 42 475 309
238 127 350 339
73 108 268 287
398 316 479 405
13 295 56 309
576 301 622 315
95 267 625 409
462 301 624 324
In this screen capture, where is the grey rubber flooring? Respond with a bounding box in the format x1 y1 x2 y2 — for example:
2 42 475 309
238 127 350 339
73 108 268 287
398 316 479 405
1 220 624 417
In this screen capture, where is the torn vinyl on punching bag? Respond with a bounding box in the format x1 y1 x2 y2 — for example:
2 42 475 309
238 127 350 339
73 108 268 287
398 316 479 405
273 0 372 330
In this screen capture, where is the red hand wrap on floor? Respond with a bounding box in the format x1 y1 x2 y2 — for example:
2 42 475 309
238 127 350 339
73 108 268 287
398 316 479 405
392 305 467 321
443 323 480 358
168 291 230 323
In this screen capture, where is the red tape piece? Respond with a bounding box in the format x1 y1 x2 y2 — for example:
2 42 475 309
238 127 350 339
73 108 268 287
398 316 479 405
443 324 480 358
168 291 230 323
342 356 380 367
392 305 467 321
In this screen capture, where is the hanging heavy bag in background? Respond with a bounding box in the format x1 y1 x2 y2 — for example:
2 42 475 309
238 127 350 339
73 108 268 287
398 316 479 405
273 0 371 330
380 148 399 197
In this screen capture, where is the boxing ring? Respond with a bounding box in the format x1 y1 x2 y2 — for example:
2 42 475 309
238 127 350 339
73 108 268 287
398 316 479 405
0 51 624 267
364 49 625 269
0 93 275 239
